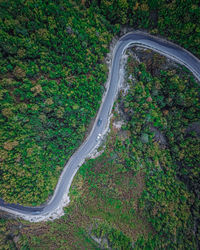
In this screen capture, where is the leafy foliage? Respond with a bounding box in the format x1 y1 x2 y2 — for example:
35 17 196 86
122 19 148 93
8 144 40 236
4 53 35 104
85 0 200 57
0 0 199 249
0 49 199 249
0 0 118 205
124 50 200 248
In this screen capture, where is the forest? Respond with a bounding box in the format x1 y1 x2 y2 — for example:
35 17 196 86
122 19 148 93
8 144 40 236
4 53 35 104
0 0 200 249
123 50 200 248
85 0 200 58
0 0 118 205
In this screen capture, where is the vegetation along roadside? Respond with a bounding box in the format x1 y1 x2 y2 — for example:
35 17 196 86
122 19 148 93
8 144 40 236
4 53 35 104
0 0 200 249
0 47 199 249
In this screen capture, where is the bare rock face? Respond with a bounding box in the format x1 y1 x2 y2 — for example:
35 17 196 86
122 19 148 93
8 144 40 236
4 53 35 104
13 235 20 244
141 133 149 143
66 26 73 34
185 121 200 137
150 126 167 146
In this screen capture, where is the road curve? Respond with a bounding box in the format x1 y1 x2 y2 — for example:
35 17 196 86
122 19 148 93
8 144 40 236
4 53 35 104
0 31 200 221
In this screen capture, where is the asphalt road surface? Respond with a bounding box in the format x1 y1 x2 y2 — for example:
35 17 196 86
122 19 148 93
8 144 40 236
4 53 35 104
0 31 200 221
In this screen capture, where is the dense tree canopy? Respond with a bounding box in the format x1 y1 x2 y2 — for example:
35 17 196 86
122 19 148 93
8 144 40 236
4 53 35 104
0 0 199 249
83 0 200 57
0 0 118 205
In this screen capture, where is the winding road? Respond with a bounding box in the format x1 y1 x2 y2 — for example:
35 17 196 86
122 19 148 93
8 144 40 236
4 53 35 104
0 31 200 222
